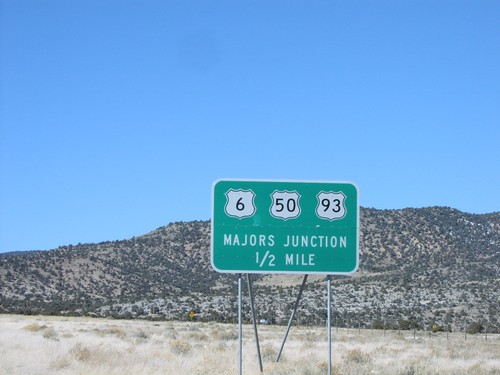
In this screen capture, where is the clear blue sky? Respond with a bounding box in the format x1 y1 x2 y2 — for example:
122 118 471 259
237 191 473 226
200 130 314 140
1 0 499 253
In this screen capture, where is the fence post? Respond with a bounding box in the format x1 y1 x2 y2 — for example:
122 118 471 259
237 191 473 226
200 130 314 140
464 320 467 342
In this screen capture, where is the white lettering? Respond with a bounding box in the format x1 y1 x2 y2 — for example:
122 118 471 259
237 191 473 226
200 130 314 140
249 234 257 246
284 253 316 266
224 233 345 249
301 236 308 247
284 235 290 247
330 236 337 247
340 236 347 247
259 235 266 246
223 233 275 247
311 236 317 247
268 235 275 246
282 235 348 248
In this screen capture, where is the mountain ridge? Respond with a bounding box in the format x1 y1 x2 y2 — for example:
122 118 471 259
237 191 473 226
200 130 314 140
1 206 498 333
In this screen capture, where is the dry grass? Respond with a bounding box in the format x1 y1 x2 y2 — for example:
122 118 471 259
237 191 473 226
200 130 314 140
0 314 499 374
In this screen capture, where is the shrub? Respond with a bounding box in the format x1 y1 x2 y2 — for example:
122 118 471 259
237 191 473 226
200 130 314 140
23 323 46 332
344 349 372 364
211 328 237 341
99 326 126 339
134 330 148 340
432 324 444 333
170 339 192 355
466 322 483 334
42 327 58 339
261 344 276 362
398 320 419 331
70 343 92 362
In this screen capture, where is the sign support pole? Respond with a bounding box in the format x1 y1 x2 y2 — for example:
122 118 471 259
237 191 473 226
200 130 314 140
327 275 333 375
238 274 243 375
212 180 359 374
246 274 263 373
276 274 308 362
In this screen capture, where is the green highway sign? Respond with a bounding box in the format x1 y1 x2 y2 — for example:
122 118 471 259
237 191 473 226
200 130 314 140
211 179 359 274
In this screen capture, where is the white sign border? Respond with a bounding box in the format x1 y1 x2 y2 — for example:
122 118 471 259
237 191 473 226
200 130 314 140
211 178 360 275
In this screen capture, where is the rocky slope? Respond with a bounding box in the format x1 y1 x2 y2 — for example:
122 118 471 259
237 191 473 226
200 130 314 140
1 207 498 332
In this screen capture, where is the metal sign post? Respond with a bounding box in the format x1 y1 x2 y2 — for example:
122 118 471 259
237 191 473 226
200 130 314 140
327 275 333 375
246 274 263 373
276 274 308 362
238 274 243 375
276 274 334 375
212 179 359 374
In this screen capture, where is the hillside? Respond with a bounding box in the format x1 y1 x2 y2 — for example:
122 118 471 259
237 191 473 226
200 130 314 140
1 207 499 333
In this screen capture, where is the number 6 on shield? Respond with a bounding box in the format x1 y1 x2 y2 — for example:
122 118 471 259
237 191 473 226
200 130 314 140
224 189 256 219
